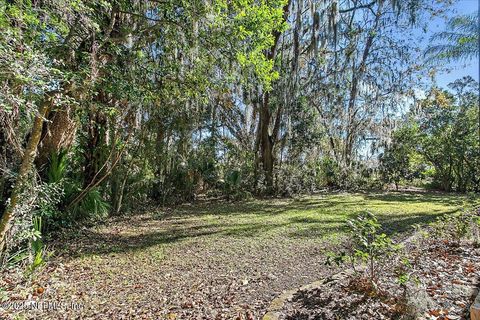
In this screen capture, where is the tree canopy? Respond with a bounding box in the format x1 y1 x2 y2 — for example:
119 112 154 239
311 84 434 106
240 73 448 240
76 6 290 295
0 0 478 264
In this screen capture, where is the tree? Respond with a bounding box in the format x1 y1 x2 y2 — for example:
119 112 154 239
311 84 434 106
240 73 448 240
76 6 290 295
426 12 479 62
0 0 70 253
379 125 418 190
417 78 479 192
0 0 289 253
384 77 480 192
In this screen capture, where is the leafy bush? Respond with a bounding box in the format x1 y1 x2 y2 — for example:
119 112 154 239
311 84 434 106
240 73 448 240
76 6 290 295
327 212 401 287
47 150 68 184
432 208 480 244
2 179 59 268
276 162 320 196
319 157 341 188
33 181 64 230
69 188 110 222
223 169 253 200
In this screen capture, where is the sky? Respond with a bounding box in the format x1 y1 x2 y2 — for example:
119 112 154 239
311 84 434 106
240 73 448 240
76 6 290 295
360 0 478 160
424 0 479 88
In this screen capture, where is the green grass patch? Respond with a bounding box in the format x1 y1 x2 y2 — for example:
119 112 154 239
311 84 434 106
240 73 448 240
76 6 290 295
166 191 479 240
70 191 478 259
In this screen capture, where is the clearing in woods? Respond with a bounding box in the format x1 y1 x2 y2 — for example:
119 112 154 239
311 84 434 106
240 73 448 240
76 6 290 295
16 191 479 319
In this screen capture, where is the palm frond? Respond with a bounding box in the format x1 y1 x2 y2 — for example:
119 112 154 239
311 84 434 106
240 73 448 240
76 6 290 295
425 11 479 63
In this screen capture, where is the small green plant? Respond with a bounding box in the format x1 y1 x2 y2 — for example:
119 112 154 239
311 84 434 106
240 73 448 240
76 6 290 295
348 212 401 282
327 212 401 287
47 150 68 184
0 287 8 303
432 208 480 244
412 223 429 239
27 216 45 273
5 248 29 268
69 188 110 221
393 257 420 299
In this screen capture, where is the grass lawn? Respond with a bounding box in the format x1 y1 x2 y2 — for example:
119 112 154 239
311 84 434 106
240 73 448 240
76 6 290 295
65 190 477 259
10 191 479 319
156 190 478 242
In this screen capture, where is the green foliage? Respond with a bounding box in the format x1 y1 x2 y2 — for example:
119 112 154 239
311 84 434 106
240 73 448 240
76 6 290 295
47 150 68 184
1 0 476 274
69 188 110 222
0 286 7 303
327 212 401 284
380 125 419 189
426 12 479 62
33 179 65 231
418 79 479 192
227 0 288 89
5 215 48 272
432 208 480 244
320 157 341 188
4 248 29 268
27 216 45 273
381 77 479 192
393 256 420 298
0 0 68 111
224 169 241 192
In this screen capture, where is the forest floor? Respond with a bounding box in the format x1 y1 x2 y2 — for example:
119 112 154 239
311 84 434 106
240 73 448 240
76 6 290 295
1 191 478 319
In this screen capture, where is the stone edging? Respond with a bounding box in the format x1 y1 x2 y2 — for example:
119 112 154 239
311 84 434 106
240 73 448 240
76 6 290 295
470 290 480 320
262 232 479 320
262 270 354 320
262 235 420 320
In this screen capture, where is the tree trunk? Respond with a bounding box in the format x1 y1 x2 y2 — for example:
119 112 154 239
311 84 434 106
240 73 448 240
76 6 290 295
35 105 77 175
260 93 275 192
83 110 107 189
256 0 291 194
0 101 50 254
0 107 20 214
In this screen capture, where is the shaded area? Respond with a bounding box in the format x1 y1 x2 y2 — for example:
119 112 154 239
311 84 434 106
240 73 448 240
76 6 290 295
54 191 473 258
34 191 478 320
286 286 373 320
281 237 480 320
62 221 292 257
363 190 471 207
